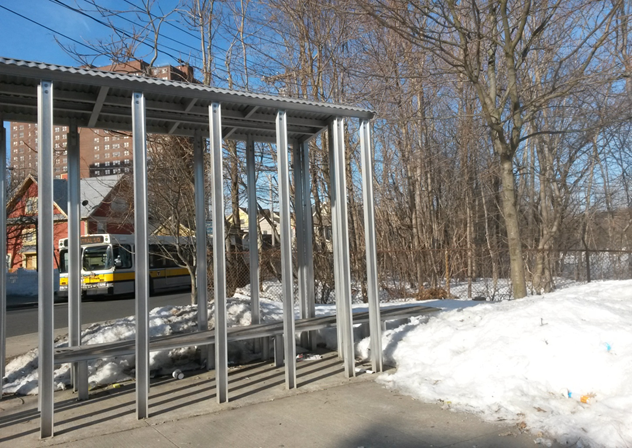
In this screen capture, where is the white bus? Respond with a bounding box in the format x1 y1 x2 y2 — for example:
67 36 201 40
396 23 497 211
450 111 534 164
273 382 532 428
58 234 192 298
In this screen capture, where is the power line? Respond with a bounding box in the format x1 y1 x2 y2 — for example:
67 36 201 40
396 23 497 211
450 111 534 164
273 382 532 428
115 0 232 69
115 0 276 84
120 0 200 41
99 0 202 55
74 0 295 90
6 0 281 90
47 0 190 63
0 4 102 55
73 0 232 81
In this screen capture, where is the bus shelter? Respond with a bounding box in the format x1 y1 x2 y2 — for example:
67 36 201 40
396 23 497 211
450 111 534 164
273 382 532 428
0 57 382 438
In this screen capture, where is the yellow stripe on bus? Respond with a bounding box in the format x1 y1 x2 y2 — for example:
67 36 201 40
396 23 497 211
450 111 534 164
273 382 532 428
60 268 189 285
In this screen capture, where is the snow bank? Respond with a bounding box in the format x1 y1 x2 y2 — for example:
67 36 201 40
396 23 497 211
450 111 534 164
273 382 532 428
374 280 632 448
5 279 631 447
2 298 288 395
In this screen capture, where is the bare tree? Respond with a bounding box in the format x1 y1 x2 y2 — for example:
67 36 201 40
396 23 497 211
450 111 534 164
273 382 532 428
357 0 622 297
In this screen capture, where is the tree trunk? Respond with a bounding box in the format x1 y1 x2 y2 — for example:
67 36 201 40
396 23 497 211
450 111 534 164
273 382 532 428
498 150 527 298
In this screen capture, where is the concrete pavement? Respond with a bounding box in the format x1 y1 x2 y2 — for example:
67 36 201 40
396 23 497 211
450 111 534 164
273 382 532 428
0 351 562 448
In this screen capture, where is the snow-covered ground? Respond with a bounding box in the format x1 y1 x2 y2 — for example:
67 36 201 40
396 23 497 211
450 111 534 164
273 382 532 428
366 280 632 448
3 280 632 447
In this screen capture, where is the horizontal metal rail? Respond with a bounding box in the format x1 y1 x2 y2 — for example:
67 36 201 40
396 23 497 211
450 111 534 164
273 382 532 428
54 305 440 365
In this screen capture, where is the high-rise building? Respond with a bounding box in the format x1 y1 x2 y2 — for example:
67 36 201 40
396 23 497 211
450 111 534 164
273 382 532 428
7 60 195 181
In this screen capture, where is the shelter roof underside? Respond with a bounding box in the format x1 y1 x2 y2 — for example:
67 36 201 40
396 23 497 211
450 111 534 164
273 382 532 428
0 58 374 143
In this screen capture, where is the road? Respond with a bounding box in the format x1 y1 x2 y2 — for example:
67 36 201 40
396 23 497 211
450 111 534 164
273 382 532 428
6 291 193 338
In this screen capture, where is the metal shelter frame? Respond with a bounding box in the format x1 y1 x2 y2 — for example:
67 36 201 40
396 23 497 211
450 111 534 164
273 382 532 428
0 57 382 438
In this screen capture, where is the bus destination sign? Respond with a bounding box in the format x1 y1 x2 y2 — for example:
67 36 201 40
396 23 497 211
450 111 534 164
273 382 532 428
80 236 105 245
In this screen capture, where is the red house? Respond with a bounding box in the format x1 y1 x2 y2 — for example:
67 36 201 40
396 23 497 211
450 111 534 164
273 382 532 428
5 174 133 271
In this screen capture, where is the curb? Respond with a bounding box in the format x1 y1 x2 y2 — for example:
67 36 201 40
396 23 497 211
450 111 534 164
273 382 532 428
6 300 39 311
6 294 65 311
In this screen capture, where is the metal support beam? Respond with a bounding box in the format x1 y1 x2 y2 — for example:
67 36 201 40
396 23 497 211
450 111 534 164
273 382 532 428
274 335 284 367
330 118 355 378
301 141 316 348
87 86 109 128
132 92 149 419
193 133 210 368
67 121 88 399
246 137 261 348
0 117 6 386
293 142 306 346
38 80 55 438
301 142 316 349
210 103 228 403
168 98 197 134
360 119 383 372
276 110 297 389
243 105 259 119
328 127 343 358
294 141 314 348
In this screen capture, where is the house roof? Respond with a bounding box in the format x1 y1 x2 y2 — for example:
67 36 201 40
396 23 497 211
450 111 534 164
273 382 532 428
80 174 123 218
6 174 123 219
0 57 375 143
53 178 68 215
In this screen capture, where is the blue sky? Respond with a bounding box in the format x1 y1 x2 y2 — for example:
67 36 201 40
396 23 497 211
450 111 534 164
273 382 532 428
1 0 206 163
0 0 197 67
1 0 106 65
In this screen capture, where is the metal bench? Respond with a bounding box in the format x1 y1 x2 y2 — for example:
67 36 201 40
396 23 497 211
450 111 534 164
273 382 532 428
54 304 440 367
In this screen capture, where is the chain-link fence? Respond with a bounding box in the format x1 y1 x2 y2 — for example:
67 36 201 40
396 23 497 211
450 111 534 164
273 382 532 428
377 248 632 302
208 247 632 303
376 248 513 301
207 249 286 302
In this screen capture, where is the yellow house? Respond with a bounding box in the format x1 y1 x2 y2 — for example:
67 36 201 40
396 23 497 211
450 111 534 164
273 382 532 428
226 208 282 239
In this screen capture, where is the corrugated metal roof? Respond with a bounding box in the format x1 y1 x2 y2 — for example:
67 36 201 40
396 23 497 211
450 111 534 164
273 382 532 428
0 57 374 143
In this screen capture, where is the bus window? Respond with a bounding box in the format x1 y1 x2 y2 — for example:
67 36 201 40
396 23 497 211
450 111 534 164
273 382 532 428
164 245 180 268
83 246 112 271
149 244 163 268
59 249 69 273
113 245 133 269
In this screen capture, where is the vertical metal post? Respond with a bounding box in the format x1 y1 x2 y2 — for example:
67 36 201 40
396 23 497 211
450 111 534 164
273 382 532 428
0 118 6 385
193 133 210 367
293 142 308 348
132 92 149 419
331 117 355 378
585 249 591 283
268 175 276 247
67 121 88 398
246 138 260 335
301 141 315 322
360 120 383 372
210 103 228 403
328 125 343 358
38 80 55 438
301 141 316 349
276 110 297 389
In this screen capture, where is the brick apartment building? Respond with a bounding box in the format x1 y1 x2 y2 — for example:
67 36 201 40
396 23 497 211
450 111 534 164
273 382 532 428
7 60 195 181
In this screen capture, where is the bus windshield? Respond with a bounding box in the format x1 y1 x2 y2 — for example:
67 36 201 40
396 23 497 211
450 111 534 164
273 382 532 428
83 245 112 271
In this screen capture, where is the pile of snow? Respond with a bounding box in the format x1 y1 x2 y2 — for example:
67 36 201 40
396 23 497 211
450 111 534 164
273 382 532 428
0 290 397 396
4 279 632 447
2 297 288 395
367 280 632 448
